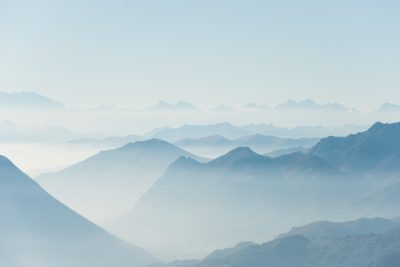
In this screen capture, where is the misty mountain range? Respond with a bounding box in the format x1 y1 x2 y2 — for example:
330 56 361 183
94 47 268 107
3 0 399 265
310 122 400 175
145 122 368 141
4 146 400 267
156 217 400 267
274 99 350 112
108 122 400 257
174 134 318 158
2 121 400 266
379 103 400 112
144 99 400 114
34 121 400 259
0 118 366 145
36 133 326 224
37 139 206 222
111 146 350 256
1 91 400 115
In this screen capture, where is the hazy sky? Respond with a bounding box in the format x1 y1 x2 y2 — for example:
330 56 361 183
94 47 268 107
1 0 400 110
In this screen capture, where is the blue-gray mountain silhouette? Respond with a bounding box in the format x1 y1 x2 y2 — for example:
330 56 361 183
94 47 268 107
146 123 252 142
146 101 198 112
265 146 308 157
0 155 154 267
147 122 366 143
155 218 400 267
242 123 367 138
113 147 348 257
274 99 349 112
175 135 233 147
38 139 205 222
277 217 399 243
378 103 400 113
310 122 400 174
174 133 318 157
235 134 317 153
115 122 400 257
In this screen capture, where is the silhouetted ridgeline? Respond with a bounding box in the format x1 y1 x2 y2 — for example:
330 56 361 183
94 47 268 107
37 139 206 222
0 155 155 267
112 122 400 257
153 218 400 267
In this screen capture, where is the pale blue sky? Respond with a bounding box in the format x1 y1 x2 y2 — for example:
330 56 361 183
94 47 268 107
1 0 400 110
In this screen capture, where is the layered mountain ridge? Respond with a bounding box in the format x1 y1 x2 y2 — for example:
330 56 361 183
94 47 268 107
38 139 206 222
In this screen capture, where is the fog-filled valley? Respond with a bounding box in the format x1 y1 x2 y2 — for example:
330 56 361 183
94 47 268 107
2 93 400 265
2 0 400 265
0 94 400 267
0 155 154 267
105 122 400 259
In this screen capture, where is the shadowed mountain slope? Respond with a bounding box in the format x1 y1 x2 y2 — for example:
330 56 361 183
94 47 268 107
155 218 400 267
174 133 318 158
310 122 400 174
38 139 205 222
112 147 351 258
0 155 154 267
278 217 399 243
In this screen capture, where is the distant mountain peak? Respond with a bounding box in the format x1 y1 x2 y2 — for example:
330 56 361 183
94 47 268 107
275 99 348 112
146 100 198 111
310 121 400 173
121 138 175 150
0 155 30 183
169 156 201 169
201 134 231 141
369 121 397 129
181 122 235 129
378 103 400 112
243 133 273 140
278 217 400 243
145 122 252 142
365 122 400 135
212 147 263 164
369 121 386 130
226 146 259 157
297 98 317 105
276 151 308 160
285 98 317 106
175 134 233 145
242 103 270 110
